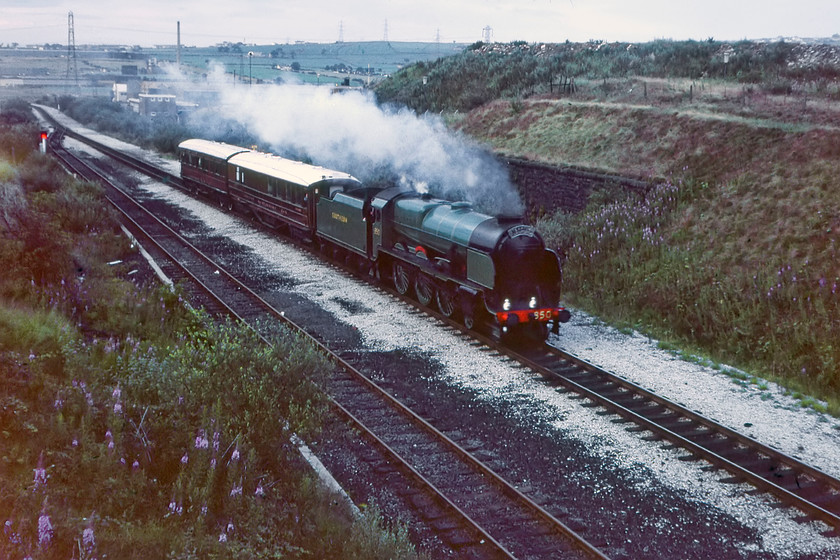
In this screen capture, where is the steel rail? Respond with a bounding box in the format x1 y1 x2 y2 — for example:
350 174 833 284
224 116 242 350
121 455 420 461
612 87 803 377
505 344 840 535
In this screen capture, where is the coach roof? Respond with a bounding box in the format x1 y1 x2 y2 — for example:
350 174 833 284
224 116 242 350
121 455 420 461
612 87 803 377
178 138 251 160
229 150 360 187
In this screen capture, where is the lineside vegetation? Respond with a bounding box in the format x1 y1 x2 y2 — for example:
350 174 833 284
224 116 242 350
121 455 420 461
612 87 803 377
0 104 424 559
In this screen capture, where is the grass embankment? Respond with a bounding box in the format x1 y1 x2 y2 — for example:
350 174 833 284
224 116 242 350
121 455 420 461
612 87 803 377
1 110 423 559
457 94 840 413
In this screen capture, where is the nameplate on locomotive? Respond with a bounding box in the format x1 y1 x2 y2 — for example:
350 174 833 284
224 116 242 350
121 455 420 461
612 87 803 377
508 224 536 238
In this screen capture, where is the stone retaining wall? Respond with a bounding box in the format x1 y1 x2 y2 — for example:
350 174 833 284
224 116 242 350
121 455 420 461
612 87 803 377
505 157 653 215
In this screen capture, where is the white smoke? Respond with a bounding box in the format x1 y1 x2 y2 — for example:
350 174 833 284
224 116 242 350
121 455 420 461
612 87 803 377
177 63 524 216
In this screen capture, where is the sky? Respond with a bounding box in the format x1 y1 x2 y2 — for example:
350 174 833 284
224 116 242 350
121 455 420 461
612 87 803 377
1 0 838 47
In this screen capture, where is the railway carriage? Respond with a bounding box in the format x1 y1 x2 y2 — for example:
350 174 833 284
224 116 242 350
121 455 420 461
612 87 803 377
177 138 569 342
179 139 363 239
179 139 249 202
226 150 362 236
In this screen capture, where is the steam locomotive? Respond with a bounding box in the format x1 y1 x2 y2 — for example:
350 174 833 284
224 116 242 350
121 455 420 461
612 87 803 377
178 138 570 341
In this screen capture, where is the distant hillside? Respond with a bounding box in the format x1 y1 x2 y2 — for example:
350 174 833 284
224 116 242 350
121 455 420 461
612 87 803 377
374 39 840 112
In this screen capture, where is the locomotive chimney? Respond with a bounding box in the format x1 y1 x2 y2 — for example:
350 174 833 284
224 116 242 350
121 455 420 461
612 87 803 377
497 213 524 224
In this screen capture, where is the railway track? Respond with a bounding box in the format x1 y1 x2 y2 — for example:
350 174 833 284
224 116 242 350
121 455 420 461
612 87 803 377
508 343 840 536
43 113 612 559
41 108 840 552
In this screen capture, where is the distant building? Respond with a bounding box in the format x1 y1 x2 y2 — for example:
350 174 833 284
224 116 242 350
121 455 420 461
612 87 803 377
137 93 177 120
113 82 129 102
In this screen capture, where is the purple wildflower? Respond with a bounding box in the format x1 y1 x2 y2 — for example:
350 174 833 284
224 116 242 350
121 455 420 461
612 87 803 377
82 519 96 551
33 452 47 490
181 453 189 465
5 519 22 544
38 512 53 548
33 467 47 489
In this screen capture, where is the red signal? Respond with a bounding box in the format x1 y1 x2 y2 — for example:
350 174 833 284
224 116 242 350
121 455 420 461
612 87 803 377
40 131 48 140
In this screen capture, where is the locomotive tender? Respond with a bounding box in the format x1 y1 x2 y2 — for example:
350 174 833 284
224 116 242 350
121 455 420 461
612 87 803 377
178 138 570 341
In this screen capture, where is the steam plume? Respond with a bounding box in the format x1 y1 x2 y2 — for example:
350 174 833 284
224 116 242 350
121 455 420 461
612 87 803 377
181 65 523 216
